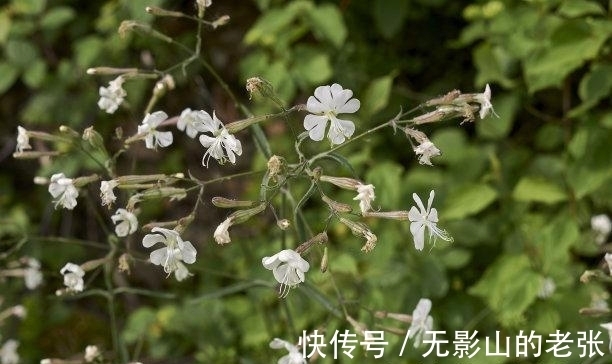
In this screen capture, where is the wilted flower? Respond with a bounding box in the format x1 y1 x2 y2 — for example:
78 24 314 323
353 183 375 214
0 339 19 364
49 173 79 210
60 262 85 292
304 83 360 145
474 84 497 119
111 208 138 237
262 249 310 297
269 338 306 364
414 140 441 166
592 214 612 245
100 180 118 207
24 257 42 289
138 111 173 149
142 227 197 281
214 217 233 244
408 190 453 250
199 112 242 166
16 126 31 153
98 76 126 114
177 108 209 138
408 298 433 348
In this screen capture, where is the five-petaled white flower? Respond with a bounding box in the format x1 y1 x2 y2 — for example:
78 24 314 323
98 76 126 114
177 108 210 138
0 339 19 364
138 111 173 149
414 140 441 166
304 83 360 145
408 190 453 251
353 183 375 214
48 173 79 210
214 217 234 245
60 262 85 292
142 227 197 281
198 112 242 166
100 180 118 207
262 249 310 297
592 214 612 245
408 298 433 348
475 84 498 119
269 338 306 364
601 322 612 352
16 126 31 153
84 345 100 362
111 208 138 237
24 257 42 290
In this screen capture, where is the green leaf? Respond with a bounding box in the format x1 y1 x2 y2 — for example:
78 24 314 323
373 0 408 39
365 161 404 209
469 255 541 327
73 36 104 68
473 42 516 88
476 91 519 139
557 0 604 18
5 39 39 69
244 3 308 46
122 307 156 343
306 4 347 48
0 62 19 94
291 46 332 86
11 0 46 15
440 248 472 269
512 176 567 204
22 59 46 88
361 73 396 120
0 11 11 44
442 184 498 220
40 6 76 30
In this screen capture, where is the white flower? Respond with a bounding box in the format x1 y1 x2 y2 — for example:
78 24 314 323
475 84 498 119
142 227 197 281
11 305 26 319
601 322 612 352
137 111 173 149
414 140 441 166
100 180 118 207
353 184 375 214
269 338 306 364
98 76 126 114
537 277 556 299
48 173 79 210
214 217 233 245
304 83 360 145
60 262 85 292
84 345 100 362
408 298 433 348
262 249 310 297
0 340 19 364
24 257 42 289
408 190 453 250
198 112 242 166
177 108 209 138
592 214 612 244
111 208 138 237
197 0 212 8
605 253 612 276
16 126 31 153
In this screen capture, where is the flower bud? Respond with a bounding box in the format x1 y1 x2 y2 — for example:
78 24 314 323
212 15 230 29
319 175 361 191
228 202 267 224
277 219 290 230
59 125 80 138
145 6 184 17
212 197 255 208
82 126 105 150
362 210 409 221
86 67 139 75
322 195 353 213
320 246 328 273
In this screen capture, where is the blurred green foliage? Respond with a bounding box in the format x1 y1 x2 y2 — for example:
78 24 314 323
1 0 612 363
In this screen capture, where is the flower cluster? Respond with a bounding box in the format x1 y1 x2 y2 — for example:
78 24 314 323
97 76 126 114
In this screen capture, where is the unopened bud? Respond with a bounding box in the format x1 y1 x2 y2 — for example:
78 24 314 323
322 195 353 213
86 67 139 75
320 246 328 273
145 6 184 17
228 202 266 224
212 197 255 208
277 219 290 230
83 126 105 150
320 175 361 190
374 311 412 323
212 15 230 29
59 125 80 138
362 210 409 221
34 176 49 185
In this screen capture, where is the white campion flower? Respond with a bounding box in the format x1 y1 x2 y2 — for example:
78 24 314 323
177 108 209 138
353 183 375 214
84 345 100 362
24 257 42 289
414 140 441 166
198 112 242 166
137 111 173 149
269 338 306 364
475 84 498 119
592 214 612 244
60 262 85 292
0 340 19 364
262 249 310 297
304 83 360 145
48 173 79 210
111 208 138 237
98 76 126 114
408 298 433 348
214 217 234 245
601 322 612 352
408 190 453 251
142 227 197 281
16 126 31 153
100 180 118 207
